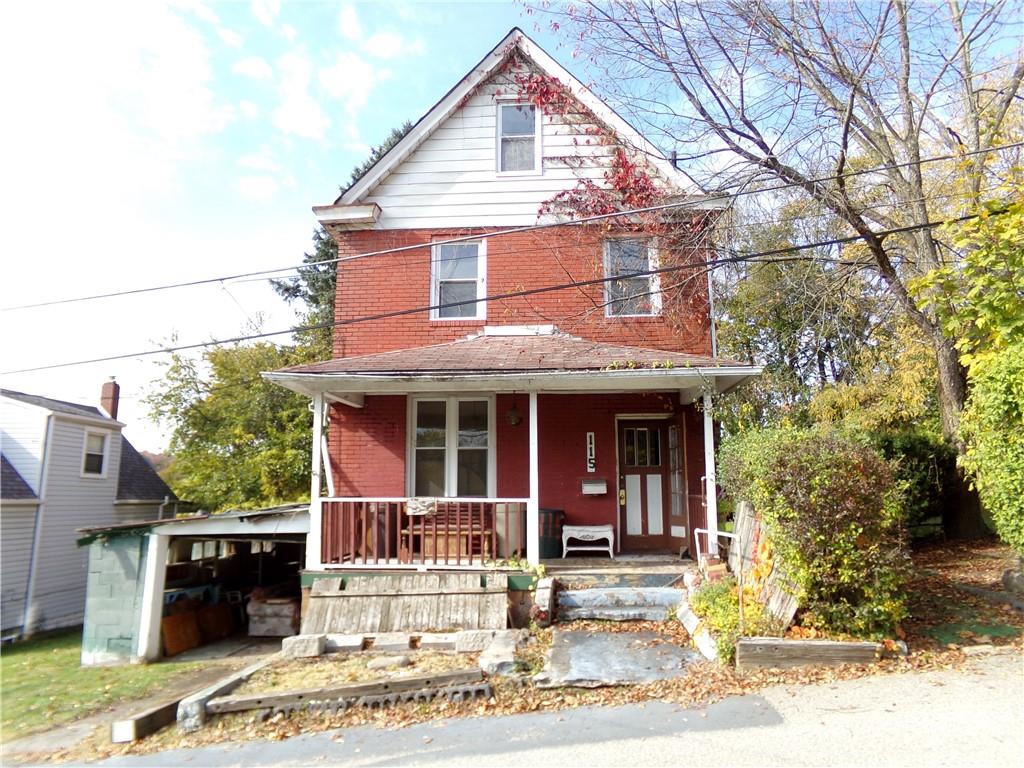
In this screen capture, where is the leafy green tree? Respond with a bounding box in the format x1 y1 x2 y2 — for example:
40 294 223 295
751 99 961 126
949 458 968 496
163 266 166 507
147 343 314 512
915 191 1024 551
271 227 337 357
959 343 1024 554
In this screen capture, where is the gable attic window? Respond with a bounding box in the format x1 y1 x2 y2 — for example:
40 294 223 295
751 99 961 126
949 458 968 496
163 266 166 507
604 238 661 316
497 103 540 173
431 241 486 320
82 432 108 476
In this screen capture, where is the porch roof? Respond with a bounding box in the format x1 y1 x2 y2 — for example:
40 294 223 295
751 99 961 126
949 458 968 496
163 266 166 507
263 333 761 402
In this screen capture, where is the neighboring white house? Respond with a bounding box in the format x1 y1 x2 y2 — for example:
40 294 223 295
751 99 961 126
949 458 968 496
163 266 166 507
0 381 177 636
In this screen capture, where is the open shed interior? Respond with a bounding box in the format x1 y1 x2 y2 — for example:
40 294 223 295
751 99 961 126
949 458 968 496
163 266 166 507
160 534 305 657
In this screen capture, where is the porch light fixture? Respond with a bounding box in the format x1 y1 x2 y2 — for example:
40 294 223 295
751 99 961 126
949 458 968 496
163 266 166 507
505 401 522 426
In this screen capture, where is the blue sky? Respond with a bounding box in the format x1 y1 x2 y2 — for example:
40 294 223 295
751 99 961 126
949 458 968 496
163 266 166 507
0 0 575 451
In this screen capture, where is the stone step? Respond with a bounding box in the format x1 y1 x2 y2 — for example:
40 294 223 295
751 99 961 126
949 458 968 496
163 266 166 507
556 587 685 622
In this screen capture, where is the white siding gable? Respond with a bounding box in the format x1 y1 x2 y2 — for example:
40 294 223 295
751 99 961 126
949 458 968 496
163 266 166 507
366 64 620 229
0 396 48 494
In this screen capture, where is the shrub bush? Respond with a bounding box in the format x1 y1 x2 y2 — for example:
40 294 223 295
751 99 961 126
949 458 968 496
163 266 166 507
869 428 957 534
960 342 1024 555
689 576 779 664
719 426 910 638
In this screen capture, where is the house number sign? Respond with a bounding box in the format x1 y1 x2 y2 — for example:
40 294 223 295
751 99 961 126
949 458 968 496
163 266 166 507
586 432 596 472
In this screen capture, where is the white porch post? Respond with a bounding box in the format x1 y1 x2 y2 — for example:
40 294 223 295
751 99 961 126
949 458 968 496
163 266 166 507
136 532 168 662
702 391 720 557
526 391 540 565
307 392 324 570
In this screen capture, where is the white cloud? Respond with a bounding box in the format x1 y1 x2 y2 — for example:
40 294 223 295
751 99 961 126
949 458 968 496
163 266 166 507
282 24 297 43
232 56 273 80
238 175 279 201
251 0 280 27
239 100 259 119
320 52 384 114
363 31 423 59
217 27 243 48
238 145 281 173
173 0 220 25
273 50 330 139
339 5 361 40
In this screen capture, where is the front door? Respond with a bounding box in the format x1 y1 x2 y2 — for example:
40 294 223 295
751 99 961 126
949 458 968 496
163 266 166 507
618 420 670 551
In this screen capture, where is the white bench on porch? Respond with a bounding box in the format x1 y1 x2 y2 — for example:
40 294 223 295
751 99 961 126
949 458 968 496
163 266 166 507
562 524 615 558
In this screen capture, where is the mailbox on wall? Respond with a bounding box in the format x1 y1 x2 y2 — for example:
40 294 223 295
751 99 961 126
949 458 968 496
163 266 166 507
581 478 608 495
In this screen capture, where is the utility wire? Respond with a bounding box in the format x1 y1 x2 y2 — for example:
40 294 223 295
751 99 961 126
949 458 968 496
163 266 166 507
3 140 1020 312
2 210 998 375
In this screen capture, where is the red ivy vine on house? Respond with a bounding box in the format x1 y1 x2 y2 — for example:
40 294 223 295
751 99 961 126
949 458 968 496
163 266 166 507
508 70 665 220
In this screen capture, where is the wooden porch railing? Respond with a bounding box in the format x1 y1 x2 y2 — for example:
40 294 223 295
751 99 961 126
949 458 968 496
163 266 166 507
321 498 529 567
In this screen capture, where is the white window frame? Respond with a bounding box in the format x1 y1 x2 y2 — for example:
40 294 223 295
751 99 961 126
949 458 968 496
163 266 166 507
81 430 110 478
406 395 496 498
430 239 487 321
495 101 543 176
603 237 662 317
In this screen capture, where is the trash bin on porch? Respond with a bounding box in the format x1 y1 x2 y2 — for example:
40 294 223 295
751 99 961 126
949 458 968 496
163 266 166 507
539 508 565 559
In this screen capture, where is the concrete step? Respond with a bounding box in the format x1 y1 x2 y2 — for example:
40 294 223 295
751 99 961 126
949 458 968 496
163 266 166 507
556 587 685 622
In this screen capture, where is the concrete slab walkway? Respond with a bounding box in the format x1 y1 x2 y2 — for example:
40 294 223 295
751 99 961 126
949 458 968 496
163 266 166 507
534 630 700 688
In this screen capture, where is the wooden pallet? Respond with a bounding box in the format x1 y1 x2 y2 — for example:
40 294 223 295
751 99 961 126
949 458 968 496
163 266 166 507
301 573 508 634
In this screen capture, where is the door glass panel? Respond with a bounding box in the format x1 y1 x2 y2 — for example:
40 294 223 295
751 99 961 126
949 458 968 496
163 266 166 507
457 450 487 496
458 401 488 448
624 428 636 466
415 401 446 447
415 449 445 496
650 429 661 467
636 428 649 466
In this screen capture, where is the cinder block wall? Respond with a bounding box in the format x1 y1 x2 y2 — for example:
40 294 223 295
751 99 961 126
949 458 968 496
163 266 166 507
80 533 148 666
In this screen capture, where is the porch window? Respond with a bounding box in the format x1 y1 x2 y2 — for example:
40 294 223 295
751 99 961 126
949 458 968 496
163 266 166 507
604 238 660 316
497 103 540 173
82 431 107 476
431 241 486 320
411 397 494 497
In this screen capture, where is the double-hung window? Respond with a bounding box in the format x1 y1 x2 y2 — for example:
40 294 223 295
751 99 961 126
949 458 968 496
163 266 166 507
497 103 540 173
82 431 108 476
604 238 660 316
431 241 485 319
411 397 493 497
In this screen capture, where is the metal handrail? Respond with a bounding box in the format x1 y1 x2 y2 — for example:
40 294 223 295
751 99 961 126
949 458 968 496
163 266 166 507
693 526 736 563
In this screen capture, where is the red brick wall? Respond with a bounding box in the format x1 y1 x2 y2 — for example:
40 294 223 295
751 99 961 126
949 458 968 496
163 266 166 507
328 392 707 554
327 224 713 359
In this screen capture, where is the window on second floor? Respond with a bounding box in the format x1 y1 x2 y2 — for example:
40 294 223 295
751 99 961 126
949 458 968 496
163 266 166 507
82 431 108 476
431 241 486 320
604 238 661 316
497 103 540 173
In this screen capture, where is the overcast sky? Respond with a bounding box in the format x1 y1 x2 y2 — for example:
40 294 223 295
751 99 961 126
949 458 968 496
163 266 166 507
0 0 571 452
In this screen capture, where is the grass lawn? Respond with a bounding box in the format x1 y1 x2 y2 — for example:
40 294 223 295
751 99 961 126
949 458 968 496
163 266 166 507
0 629 201 742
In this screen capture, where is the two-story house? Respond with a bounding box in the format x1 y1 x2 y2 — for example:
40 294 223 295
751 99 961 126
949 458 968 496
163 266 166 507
0 380 177 635
265 28 759 573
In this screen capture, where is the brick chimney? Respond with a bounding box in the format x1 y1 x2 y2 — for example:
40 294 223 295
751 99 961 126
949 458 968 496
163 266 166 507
100 377 120 420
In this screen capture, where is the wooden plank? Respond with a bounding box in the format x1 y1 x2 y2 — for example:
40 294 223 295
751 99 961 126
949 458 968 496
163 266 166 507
736 638 880 670
110 699 179 743
206 669 483 714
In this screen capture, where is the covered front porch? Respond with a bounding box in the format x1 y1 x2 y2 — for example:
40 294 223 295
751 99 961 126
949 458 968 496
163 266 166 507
264 331 760 571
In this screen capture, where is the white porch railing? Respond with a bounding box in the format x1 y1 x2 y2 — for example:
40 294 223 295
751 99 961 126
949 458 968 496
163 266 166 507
319 497 529 567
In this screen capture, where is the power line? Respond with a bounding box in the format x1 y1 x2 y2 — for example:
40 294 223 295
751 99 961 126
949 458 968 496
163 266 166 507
2 211 996 375
3 140 1020 312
